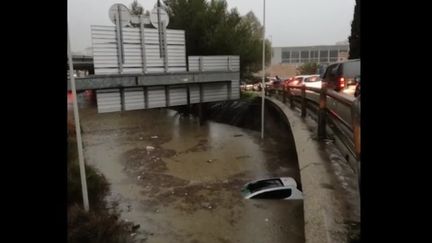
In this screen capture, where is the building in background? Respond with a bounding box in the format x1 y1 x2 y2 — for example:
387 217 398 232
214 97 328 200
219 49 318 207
271 43 349 66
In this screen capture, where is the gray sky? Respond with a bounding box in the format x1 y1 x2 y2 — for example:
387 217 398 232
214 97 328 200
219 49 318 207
68 0 355 52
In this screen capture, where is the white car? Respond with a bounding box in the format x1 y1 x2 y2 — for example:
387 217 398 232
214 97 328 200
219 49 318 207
303 75 322 89
240 177 303 200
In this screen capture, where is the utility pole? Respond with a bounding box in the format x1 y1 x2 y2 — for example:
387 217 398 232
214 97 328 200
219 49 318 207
68 28 90 212
261 0 266 139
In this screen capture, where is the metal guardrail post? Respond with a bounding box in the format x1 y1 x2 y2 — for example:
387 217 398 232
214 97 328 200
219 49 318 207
301 84 306 118
318 83 328 139
283 86 287 103
351 96 361 160
288 87 295 109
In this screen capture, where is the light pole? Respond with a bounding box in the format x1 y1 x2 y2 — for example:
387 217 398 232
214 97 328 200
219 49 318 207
261 0 266 139
68 28 90 212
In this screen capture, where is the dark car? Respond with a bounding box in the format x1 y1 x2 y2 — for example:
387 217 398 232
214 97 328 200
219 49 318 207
322 59 360 92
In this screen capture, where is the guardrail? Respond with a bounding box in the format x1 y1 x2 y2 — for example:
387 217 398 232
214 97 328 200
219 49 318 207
266 84 360 165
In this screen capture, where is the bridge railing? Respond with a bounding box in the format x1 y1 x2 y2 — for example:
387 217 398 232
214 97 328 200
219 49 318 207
188 56 240 72
266 84 360 165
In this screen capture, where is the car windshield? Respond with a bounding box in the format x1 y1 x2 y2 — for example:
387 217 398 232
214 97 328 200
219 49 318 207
305 76 321 82
246 179 283 193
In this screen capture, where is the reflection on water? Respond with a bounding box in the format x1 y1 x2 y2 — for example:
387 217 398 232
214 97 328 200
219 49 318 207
68 92 304 243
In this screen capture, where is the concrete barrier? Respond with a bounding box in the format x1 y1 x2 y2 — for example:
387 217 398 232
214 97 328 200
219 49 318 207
265 95 359 243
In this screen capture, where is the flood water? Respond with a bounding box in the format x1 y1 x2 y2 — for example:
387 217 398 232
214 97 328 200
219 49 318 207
68 91 305 243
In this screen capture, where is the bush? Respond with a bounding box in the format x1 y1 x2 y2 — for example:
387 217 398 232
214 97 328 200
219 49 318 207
68 161 110 211
67 109 137 243
68 204 134 243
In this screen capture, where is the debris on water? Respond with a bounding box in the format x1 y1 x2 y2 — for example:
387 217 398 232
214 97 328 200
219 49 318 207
137 176 142 180
146 146 155 155
201 202 212 209
132 224 140 231
151 135 158 139
265 218 269 222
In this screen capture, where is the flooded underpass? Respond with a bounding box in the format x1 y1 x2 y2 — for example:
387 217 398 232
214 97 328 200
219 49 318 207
68 91 305 243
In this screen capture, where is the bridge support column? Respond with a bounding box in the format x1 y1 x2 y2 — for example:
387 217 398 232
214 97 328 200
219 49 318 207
120 87 125 111
198 102 204 125
199 83 205 125
186 85 191 116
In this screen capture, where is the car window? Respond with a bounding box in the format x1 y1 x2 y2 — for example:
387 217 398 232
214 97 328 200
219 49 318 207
305 76 320 82
251 188 292 199
247 179 283 193
323 64 338 79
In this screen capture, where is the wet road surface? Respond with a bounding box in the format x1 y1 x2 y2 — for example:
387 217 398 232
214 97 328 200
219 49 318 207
68 91 305 243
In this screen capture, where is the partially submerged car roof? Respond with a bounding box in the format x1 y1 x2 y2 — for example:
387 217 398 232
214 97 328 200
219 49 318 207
245 177 297 188
280 177 297 187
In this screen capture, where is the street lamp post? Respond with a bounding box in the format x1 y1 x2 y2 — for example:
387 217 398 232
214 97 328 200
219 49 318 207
68 28 90 212
261 0 266 139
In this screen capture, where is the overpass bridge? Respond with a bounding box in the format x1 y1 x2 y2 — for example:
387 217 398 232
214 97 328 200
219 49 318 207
68 56 240 114
68 55 94 74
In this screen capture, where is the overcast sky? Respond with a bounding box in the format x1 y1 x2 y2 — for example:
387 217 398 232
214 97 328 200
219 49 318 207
68 0 355 52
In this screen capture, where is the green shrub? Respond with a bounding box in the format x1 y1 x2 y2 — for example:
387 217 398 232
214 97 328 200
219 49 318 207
68 161 110 211
68 204 134 243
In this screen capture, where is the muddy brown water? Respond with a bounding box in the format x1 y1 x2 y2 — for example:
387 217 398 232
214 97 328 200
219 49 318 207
68 91 304 243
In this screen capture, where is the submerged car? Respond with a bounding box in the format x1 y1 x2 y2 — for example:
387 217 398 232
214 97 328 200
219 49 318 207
240 177 303 200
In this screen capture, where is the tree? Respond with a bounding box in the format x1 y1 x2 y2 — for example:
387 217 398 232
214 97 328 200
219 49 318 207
163 0 271 78
348 0 360 59
297 62 318 75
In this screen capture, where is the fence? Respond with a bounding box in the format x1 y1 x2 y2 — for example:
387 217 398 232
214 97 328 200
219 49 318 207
266 84 360 166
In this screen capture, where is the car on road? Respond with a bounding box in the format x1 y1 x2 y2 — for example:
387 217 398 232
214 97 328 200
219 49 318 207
321 59 360 92
240 82 254 91
303 75 322 89
287 75 320 95
241 177 303 200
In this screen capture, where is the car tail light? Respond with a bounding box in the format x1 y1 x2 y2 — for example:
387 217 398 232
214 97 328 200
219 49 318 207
339 77 345 88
